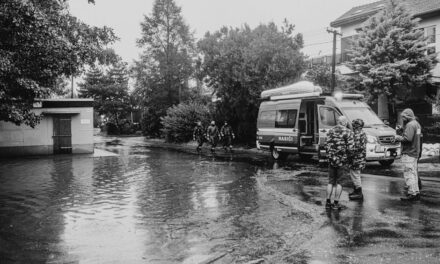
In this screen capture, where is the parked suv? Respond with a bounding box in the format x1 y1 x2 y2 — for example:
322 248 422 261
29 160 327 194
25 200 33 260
256 81 401 166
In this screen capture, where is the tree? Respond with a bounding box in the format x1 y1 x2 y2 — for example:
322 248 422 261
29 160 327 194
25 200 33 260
132 0 195 136
304 64 333 93
0 0 117 127
347 0 437 120
79 62 132 133
197 21 305 142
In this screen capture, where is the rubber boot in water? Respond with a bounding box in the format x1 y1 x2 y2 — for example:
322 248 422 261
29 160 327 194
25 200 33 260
349 187 364 201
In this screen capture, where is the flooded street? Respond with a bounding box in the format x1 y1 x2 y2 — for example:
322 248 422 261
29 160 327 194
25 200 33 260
0 137 310 263
1 137 440 263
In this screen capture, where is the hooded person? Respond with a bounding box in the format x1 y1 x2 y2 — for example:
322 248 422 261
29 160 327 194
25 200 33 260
395 108 422 201
348 119 367 201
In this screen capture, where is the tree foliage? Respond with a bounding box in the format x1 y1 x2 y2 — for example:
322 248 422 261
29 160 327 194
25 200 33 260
132 0 195 136
0 0 117 127
197 21 305 142
161 102 211 143
304 64 333 93
347 0 437 103
79 62 131 132
304 64 364 95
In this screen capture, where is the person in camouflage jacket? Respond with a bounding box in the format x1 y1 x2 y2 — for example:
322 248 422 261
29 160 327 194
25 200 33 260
348 119 367 201
325 116 354 210
325 117 354 168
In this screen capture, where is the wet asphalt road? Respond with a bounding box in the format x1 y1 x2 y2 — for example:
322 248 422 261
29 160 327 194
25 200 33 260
1 136 440 263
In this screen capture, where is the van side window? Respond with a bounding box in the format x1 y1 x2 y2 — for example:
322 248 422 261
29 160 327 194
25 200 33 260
319 107 339 127
259 111 276 128
275 110 297 128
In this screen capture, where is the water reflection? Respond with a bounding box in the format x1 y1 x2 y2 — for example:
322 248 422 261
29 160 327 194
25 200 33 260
0 145 259 263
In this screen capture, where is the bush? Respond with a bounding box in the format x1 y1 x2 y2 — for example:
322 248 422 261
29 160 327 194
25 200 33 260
106 122 119 135
161 102 211 143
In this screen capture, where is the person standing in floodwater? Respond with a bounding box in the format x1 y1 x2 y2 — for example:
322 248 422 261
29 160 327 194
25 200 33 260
220 121 235 152
193 121 205 152
206 121 220 153
394 108 422 202
325 116 354 210
348 119 367 201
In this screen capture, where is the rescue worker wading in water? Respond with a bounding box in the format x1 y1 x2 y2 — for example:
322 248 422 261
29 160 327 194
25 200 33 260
206 121 220 153
193 121 205 152
220 121 235 152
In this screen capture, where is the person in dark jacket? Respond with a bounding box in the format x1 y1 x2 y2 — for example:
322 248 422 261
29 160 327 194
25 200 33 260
348 119 367 201
193 121 205 152
394 108 422 201
206 121 220 152
220 121 235 151
325 116 354 210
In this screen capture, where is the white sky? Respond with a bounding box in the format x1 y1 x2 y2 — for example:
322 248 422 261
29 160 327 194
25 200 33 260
69 0 378 63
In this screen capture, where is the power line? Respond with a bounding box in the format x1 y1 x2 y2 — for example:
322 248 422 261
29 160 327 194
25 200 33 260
303 40 333 47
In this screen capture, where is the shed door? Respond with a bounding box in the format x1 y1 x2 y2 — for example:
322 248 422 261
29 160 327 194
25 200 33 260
53 115 72 154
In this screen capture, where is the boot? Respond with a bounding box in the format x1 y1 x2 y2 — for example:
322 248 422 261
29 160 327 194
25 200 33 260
400 193 420 202
349 187 364 201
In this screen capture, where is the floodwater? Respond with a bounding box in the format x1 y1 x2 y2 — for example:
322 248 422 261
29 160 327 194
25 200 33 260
2 137 440 263
0 138 272 263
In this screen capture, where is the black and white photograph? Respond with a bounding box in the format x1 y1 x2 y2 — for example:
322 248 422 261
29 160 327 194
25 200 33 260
1 0 440 263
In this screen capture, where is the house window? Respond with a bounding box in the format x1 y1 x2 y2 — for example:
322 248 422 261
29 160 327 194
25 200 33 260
425 26 436 44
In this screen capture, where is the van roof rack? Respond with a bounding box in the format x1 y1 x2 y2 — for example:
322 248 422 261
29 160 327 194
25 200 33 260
261 81 322 100
270 92 321 101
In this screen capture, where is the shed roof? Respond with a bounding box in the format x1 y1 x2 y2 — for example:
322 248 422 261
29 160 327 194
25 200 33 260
331 0 440 27
33 98 94 108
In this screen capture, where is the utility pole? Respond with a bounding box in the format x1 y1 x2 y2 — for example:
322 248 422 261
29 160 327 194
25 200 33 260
327 28 342 93
71 74 74 98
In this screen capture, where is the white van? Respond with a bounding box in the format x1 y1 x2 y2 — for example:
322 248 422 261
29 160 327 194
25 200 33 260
256 81 401 166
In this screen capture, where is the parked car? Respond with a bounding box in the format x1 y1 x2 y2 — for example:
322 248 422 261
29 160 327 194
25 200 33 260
256 81 401 166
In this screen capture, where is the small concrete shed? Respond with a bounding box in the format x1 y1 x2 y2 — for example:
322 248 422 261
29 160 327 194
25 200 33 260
0 99 94 157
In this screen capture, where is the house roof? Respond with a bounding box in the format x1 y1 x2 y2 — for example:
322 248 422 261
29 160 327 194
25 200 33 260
330 0 440 27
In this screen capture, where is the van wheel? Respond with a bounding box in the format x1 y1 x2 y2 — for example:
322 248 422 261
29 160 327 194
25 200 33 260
271 147 287 160
379 160 394 167
299 154 313 160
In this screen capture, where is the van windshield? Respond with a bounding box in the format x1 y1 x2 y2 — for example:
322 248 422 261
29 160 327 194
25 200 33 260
342 107 384 127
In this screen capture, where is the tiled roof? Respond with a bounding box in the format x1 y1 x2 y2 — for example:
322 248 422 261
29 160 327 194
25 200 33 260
330 0 440 27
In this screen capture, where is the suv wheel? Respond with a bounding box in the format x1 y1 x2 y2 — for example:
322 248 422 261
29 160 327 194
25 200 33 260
379 160 394 167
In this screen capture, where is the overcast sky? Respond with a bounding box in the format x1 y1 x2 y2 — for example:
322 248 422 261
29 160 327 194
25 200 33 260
69 0 378 63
